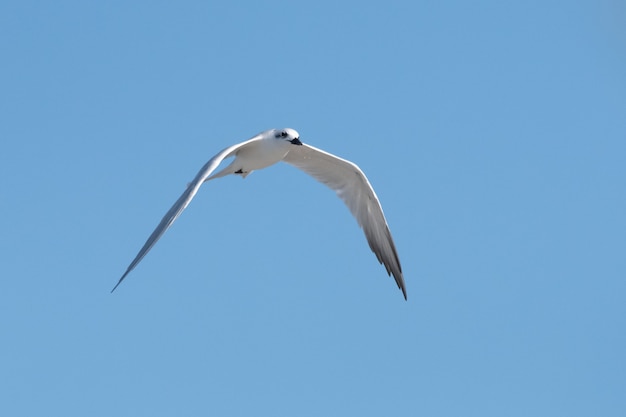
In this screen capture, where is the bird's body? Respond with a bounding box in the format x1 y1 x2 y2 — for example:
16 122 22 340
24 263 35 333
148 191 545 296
210 132 293 179
113 128 407 299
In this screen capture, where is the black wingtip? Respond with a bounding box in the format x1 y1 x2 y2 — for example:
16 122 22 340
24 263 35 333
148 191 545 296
110 281 121 293
110 271 129 293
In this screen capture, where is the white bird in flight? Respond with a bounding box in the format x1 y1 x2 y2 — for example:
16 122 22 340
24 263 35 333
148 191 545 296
112 128 406 299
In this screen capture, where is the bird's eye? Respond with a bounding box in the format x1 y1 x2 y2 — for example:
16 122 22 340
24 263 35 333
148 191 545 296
280 131 288 137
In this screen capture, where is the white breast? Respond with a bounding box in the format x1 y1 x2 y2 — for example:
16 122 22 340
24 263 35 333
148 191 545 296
234 139 290 172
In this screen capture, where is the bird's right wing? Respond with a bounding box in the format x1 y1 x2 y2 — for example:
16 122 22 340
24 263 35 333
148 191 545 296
111 136 261 292
283 144 406 299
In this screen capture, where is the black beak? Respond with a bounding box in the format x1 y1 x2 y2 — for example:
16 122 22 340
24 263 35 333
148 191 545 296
290 138 303 145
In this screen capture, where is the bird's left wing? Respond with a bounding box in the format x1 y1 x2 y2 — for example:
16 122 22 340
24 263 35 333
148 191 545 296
111 136 260 292
283 144 406 299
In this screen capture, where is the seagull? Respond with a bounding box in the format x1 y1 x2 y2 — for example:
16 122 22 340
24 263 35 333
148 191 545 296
112 128 406 299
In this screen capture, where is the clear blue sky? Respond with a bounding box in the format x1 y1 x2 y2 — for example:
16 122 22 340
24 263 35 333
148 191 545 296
1 1 624 416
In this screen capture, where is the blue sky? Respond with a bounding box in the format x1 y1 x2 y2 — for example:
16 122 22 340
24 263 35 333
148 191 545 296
1 1 625 415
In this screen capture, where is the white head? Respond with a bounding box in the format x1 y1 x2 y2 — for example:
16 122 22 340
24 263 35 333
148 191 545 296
268 128 302 145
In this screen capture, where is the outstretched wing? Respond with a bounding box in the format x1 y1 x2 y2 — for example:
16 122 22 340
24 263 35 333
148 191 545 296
111 136 260 292
283 144 406 299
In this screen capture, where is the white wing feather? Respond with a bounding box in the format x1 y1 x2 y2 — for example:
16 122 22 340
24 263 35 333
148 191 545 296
111 136 260 292
283 144 406 299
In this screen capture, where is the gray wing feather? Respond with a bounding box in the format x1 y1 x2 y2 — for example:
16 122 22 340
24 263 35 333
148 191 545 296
111 137 259 292
283 144 406 299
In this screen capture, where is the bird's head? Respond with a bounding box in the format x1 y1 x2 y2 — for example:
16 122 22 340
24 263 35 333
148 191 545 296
272 128 302 145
